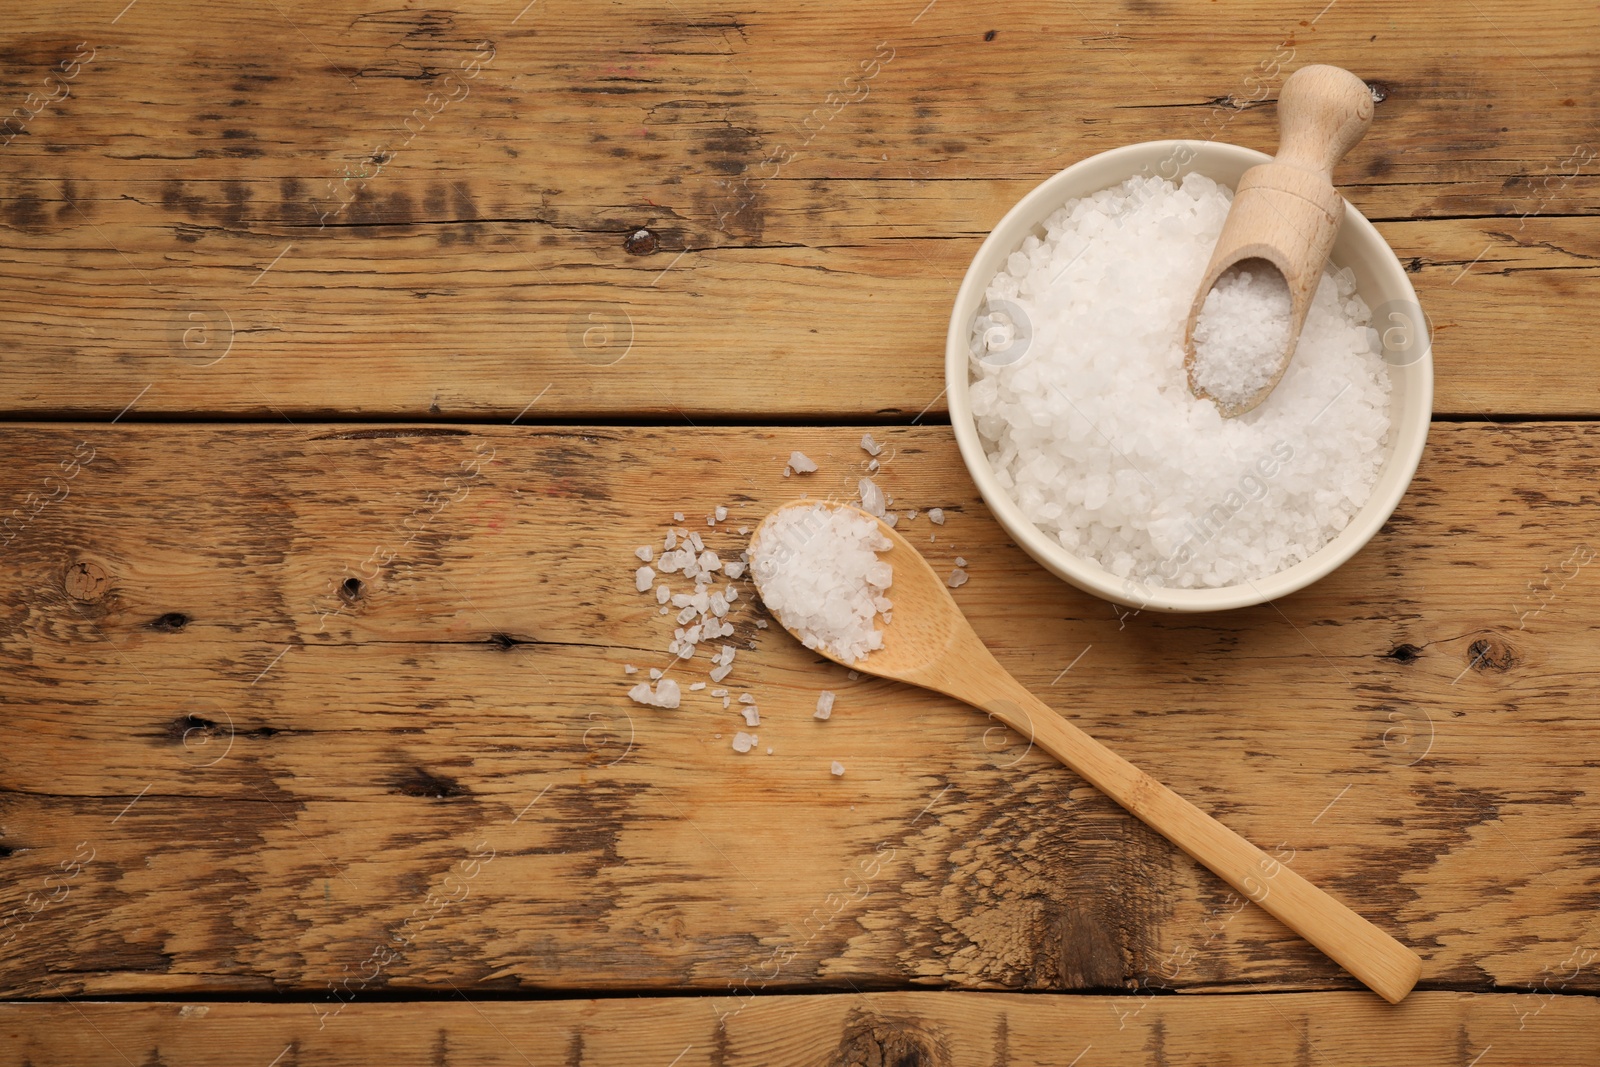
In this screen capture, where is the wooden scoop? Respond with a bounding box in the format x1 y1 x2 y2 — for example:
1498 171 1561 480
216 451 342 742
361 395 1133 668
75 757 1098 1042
1184 64 1375 417
750 500 1421 1004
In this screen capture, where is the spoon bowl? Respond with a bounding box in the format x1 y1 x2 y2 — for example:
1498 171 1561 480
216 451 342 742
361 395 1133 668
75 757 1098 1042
751 499 1422 1004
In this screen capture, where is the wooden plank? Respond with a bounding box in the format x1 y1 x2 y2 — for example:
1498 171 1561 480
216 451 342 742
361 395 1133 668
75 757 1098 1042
3 423 1599 998
1 991 1595 1066
0 0 1595 419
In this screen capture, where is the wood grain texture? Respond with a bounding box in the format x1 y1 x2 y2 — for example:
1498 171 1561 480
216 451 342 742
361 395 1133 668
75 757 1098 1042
1 991 1596 1066
0 0 1595 419
3 423 1599 999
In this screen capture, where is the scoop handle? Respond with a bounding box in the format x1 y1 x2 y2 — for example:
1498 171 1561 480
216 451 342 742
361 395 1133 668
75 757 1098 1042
974 675 1422 1004
1274 64 1375 177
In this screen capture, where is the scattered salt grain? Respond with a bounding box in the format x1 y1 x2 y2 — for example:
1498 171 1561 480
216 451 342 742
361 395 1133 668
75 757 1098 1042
755 619 768 629
830 761 845 777
635 566 655 592
947 568 968 588
867 459 880 473
858 477 887 518
716 505 728 521
733 731 757 753
628 679 681 709
847 670 859 680
741 706 760 726
649 668 663 680
928 508 945 525
635 545 653 562
690 681 707 691
710 664 732 683
656 584 670 604
786 450 818 476
955 556 967 567
906 510 918 521
750 502 893 663
738 526 749 535
766 747 773 755
815 691 835 719
861 432 883 456
966 172 1391 588
673 512 685 522
664 530 677 550
722 695 731 708
624 664 637 674
739 693 756 704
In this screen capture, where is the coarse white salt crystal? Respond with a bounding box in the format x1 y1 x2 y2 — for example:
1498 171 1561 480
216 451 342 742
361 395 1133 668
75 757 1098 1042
673 512 685 522
707 515 716 526
947 568 968 588
689 531 704 552
715 505 728 521
847 670 859 680
635 566 655 592
628 679 681 709
738 526 749 535
868 459 880 473
749 502 893 663
659 605 670 614
690 681 706 690
815 691 835 719
649 667 663 679
733 731 757 753
787 450 818 475
726 586 739 602
955 557 967 567
766 747 773 754
698 550 721 572
665 530 677 550
755 619 768 629
928 508 945 525
884 513 897 527
858 477 887 517
722 695 731 708
624 664 637 674
711 688 728 696
830 761 845 777
656 584 670 604
739 693 755 703
1190 264 1293 409
724 561 746 579
635 545 653 562
967 172 1391 588
861 433 883 456
906 510 918 521
742 706 760 726
710 664 732 683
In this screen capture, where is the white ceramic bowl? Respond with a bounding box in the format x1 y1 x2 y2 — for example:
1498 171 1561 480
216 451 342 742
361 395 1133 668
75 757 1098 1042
945 140 1433 612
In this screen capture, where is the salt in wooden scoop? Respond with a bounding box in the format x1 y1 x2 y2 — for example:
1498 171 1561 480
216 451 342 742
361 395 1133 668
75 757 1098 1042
1184 64 1375 416
750 500 1421 1003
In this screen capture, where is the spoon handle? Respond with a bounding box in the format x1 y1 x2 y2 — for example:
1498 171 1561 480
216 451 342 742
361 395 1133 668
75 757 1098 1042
977 679 1421 1003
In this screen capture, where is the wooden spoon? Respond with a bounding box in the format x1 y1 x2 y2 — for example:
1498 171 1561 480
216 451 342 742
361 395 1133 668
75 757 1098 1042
750 500 1421 1004
1184 64 1375 417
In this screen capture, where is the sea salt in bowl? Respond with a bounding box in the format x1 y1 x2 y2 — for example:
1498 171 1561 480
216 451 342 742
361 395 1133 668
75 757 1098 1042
946 141 1432 613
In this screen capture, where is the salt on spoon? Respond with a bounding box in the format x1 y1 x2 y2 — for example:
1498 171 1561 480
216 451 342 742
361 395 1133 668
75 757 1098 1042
1184 64 1375 416
748 499 1421 1005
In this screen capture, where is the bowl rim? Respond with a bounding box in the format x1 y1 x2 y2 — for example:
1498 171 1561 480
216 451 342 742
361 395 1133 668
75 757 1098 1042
945 139 1434 613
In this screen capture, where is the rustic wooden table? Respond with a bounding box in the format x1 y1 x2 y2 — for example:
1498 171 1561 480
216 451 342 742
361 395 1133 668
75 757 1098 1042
3 0 1598 1063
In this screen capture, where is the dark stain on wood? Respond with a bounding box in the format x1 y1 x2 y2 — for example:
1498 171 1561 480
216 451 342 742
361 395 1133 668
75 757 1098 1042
1467 635 1515 671
838 1007 951 1067
1055 906 1128 989
164 713 219 745
565 1030 584 1067
992 1012 1008 1066
1385 643 1421 664
394 768 468 799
